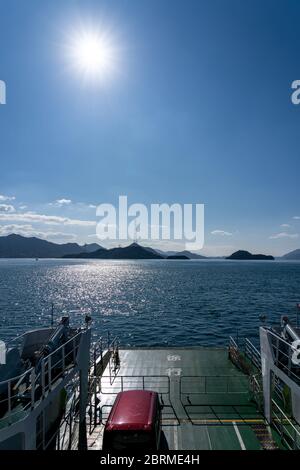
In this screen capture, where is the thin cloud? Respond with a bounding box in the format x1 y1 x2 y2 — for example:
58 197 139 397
44 232 77 241
0 204 15 213
269 232 299 239
49 198 72 207
56 198 72 205
293 216 300 220
0 224 77 241
49 200 98 212
211 230 233 236
0 211 96 226
0 194 15 202
0 224 34 235
280 224 291 228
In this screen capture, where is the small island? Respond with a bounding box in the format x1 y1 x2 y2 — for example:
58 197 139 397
226 250 274 261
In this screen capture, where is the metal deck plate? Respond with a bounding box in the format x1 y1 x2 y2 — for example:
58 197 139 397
92 348 277 450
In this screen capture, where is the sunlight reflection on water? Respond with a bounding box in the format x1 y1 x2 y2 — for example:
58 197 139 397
0 258 299 347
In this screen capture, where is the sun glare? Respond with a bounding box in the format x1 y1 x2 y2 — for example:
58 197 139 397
67 28 118 83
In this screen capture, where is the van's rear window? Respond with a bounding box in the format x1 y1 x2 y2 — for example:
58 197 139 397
106 431 152 450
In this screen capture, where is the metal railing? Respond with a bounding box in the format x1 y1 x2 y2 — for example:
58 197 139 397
244 338 261 371
229 335 262 373
0 330 82 427
266 328 300 384
179 374 264 426
39 331 81 396
90 335 119 379
249 373 263 411
180 375 249 396
56 380 81 450
272 399 300 450
87 333 121 433
87 374 171 427
99 374 170 397
0 367 34 425
229 335 238 350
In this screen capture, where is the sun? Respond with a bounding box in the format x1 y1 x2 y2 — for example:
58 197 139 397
67 28 118 83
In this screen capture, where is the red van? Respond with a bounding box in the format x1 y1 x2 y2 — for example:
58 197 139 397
102 390 162 451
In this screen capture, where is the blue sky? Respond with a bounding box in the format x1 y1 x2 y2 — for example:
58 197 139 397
0 0 300 256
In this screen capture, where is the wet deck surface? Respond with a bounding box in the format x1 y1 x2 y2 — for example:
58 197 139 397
89 348 273 450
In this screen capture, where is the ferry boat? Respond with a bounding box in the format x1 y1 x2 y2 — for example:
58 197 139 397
0 314 300 450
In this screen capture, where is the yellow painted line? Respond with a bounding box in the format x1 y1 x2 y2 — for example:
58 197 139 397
162 418 265 425
192 419 265 424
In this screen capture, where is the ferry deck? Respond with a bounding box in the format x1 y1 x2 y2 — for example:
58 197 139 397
87 347 281 450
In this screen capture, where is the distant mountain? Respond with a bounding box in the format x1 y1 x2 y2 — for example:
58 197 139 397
154 249 207 259
64 243 164 260
82 243 103 253
166 255 190 260
142 246 163 257
175 250 206 259
226 250 274 261
0 234 103 258
282 249 300 260
155 249 177 257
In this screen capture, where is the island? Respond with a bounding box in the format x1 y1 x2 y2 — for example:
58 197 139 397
282 249 300 260
226 250 274 261
63 243 164 260
0 233 103 258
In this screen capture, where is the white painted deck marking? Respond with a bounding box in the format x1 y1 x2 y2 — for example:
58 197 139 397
167 354 181 361
166 367 182 376
233 421 246 450
173 425 179 450
205 426 213 450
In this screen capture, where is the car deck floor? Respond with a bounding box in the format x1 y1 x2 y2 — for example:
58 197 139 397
89 348 280 450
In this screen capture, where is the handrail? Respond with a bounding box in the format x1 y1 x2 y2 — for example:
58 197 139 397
264 327 293 349
4 331 33 348
229 336 238 349
245 338 260 357
262 327 300 383
244 338 261 370
0 365 34 387
272 399 300 449
45 330 82 363
90 335 119 365
98 374 171 396
179 374 249 395
250 373 261 389
0 330 84 428
272 400 299 433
